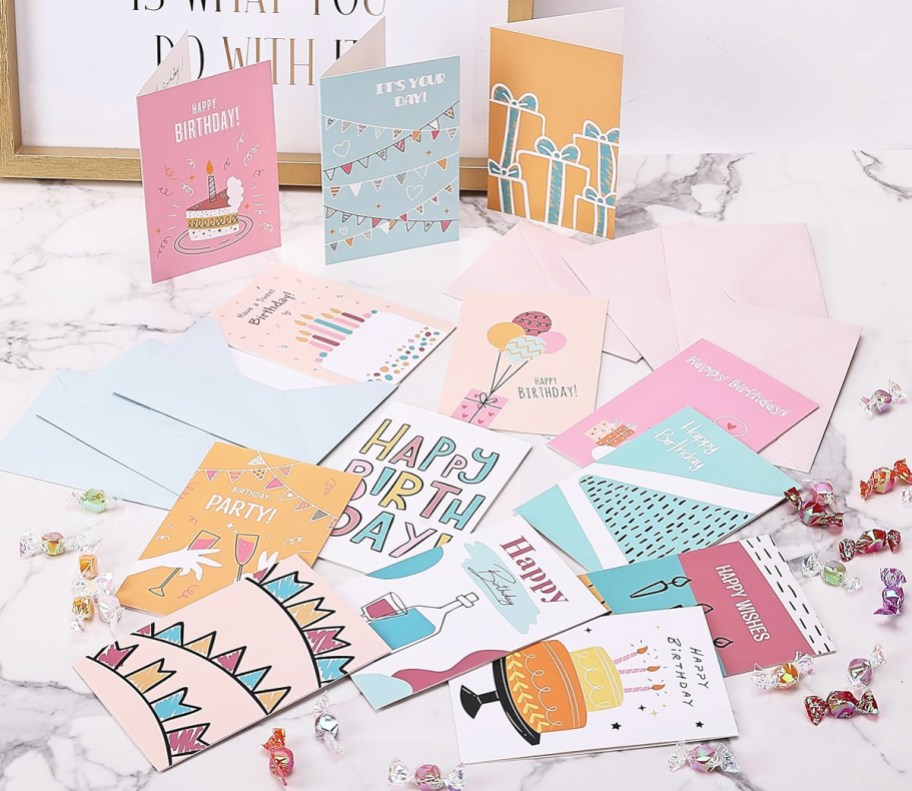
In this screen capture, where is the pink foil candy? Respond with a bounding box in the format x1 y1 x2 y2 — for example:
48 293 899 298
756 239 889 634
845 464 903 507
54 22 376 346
874 567 906 616
804 690 879 725
839 529 901 562
860 380 905 418
263 728 294 786
860 459 912 500
784 481 844 528
388 759 466 791
667 742 740 773
847 644 885 688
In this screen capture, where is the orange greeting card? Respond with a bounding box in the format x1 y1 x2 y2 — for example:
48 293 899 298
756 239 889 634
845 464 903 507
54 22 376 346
118 443 360 616
488 10 624 238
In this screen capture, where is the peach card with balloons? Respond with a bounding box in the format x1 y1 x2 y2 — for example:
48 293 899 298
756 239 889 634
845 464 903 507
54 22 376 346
137 35 281 282
75 556 389 771
439 290 607 435
117 442 361 617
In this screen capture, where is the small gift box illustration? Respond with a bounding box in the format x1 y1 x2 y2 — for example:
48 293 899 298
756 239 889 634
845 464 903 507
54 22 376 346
573 121 620 198
489 84 546 171
487 160 530 218
573 186 617 239
585 419 637 447
452 389 509 428
517 136 590 229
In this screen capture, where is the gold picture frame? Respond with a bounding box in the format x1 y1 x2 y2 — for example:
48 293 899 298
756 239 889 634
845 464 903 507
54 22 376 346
0 0 533 188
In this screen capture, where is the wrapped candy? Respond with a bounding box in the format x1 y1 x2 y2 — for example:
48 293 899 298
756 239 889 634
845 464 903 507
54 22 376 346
313 694 343 756
20 530 100 559
263 728 294 786
874 568 906 616
859 459 912 500
804 690 879 725
70 488 118 514
801 553 861 593
388 759 466 790
70 554 123 635
752 652 814 690
784 480 844 528
860 380 905 418
667 742 740 774
848 645 885 688
839 529 901 562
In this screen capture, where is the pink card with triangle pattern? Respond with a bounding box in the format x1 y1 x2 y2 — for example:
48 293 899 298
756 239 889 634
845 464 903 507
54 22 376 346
74 556 389 771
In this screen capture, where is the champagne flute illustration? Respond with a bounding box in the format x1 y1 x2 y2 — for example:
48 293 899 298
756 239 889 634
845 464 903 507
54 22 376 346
235 533 259 581
148 529 220 598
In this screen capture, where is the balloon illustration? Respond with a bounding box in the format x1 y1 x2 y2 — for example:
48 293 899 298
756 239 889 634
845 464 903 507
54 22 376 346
538 331 567 354
487 321 525 350
504 335 546 365
512 311 552 336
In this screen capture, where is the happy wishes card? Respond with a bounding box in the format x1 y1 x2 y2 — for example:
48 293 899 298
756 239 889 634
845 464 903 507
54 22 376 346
319 20 460 263
137 35 280 282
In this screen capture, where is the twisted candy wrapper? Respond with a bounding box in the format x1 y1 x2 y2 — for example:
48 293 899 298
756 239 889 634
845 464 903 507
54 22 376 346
389 758 466 791
20 530 100 559
667 742 740 774
860 380 905 418
805 689 879 725
847 644 885 688
264 728 294 786
874 567 906 616
70 488 118 514
70 555 123 636
859 459 912 499
313 694 343 756
839 529 901 562
784 480 843 528
801 553 861 593
752 652 814 690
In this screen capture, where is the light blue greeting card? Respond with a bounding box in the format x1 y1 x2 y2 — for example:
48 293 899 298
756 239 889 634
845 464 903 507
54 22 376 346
517 407 796 572
319 20 460 264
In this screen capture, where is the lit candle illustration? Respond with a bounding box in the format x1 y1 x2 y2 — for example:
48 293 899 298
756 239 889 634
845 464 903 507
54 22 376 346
206 160 216 202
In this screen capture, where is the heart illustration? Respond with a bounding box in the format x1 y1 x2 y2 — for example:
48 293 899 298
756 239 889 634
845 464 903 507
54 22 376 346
406 184 424 201
333 140 351 157
488 411 496 416
339 226 348 235
726 422 736 430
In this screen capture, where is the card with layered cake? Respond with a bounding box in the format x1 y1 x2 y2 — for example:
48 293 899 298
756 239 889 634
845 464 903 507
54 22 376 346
449 608 737 763
438 290 607 435
74 556 389 771
319 20 460 263
320 402 530 573
337 516 605 709
117 442 361 617
517 407 796 572
137 35 280 282
214 265 454 383
488 9 624 236
583 535 834 677
550 339 818 466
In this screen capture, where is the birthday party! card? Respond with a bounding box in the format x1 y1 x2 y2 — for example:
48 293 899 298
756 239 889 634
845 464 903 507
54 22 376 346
320 20 460 263
320 402 530 573
137 35 280 282
518 408 796 572
214 265 454 384
550 339 818 466
75 556 389 771
117 442 361 617
449 608 737 763
439 290 607 435
338 516 604 709
584 535 834 677
488 10 624 236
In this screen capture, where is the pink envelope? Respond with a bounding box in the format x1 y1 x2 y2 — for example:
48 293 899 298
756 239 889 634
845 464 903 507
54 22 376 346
446 221 640 361
564 227 677 368
662 223 828 351
693 301 861 472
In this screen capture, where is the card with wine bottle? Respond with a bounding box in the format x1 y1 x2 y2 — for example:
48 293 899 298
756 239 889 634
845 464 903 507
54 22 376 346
117 442 361 616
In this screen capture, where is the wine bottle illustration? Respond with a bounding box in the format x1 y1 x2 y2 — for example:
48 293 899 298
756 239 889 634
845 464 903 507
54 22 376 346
148 529 220 598
361 592 479 651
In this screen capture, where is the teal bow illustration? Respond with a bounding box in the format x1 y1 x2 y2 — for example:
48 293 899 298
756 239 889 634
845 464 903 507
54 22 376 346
491 83 539 112
535 137 581 163
583 186 617 206
488 159 521 178
581 121 620 144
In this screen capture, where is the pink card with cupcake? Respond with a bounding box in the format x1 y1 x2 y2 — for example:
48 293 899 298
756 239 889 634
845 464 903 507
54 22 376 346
137 35 281 282
214 265 455 384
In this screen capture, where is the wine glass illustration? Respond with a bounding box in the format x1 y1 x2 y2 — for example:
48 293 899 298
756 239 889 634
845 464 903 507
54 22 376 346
148 529 220 598
235 533 259 581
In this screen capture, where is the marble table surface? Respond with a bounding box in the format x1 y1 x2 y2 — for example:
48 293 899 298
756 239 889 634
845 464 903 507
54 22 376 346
2 150 911 791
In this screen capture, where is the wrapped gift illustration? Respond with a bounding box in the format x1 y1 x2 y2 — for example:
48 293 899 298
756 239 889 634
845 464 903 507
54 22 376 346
574 187 617 239
573 122 620 198
489 85 546 167
487 160 530 218
452 389 509 428
517 137 590 229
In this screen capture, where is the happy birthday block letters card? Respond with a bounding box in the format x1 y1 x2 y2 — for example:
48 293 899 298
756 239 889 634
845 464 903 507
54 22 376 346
214 265 454 384
319 20 460 263
117 442 360 617
76 556 389 771
439 290 607 435
488 10 624 237
137 36 280 282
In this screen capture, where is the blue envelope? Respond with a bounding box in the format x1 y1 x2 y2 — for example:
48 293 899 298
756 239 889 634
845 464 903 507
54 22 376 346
112 318 397 465
0 376 176 509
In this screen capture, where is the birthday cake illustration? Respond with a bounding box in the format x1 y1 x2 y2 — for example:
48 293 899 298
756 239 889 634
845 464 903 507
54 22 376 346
460 640 663 745
186 161 244 242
